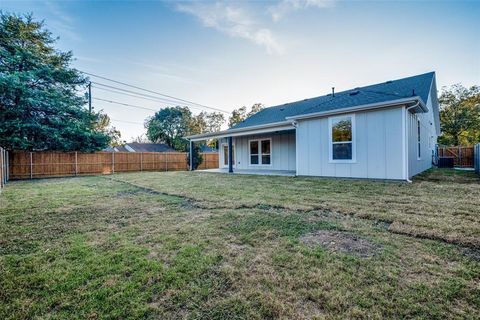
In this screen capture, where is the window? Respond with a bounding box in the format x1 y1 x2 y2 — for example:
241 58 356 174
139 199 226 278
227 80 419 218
222 144 235 167
249 139 271 165
261 140 271 165
249 141 259 165
329 115 355 162
417 119 421 159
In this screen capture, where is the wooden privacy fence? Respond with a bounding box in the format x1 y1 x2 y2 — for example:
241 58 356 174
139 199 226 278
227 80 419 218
8 151 218 180
437 146 474 168
475 144 480 175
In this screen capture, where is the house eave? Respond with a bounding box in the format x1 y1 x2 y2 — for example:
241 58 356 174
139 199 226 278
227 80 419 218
186 121 294 141
286 97 428 121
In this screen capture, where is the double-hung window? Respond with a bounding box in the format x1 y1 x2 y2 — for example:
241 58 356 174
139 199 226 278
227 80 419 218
249 139 271 165
329 115 355 162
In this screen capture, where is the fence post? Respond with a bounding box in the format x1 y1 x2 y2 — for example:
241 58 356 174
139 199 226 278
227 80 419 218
140 152 143 171
112 152 115 174
75 152 78 176
165 153 168 172
30 152 33 179
5 150 8 182
1 148 3 189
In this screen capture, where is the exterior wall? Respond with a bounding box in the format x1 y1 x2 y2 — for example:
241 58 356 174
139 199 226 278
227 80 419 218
407 85 438 177
218 130 296 171
296 107 405 179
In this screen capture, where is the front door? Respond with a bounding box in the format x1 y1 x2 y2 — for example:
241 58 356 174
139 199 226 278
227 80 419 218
222 144 235 168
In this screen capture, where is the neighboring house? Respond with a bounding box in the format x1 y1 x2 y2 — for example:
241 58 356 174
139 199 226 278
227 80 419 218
199 145 218 153
103 143 175 152
186 72 440 180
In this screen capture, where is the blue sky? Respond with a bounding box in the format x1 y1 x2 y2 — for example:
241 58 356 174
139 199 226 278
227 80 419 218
3 0 480 140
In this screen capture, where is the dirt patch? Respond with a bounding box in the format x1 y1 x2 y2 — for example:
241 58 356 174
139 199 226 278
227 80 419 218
300 230 382 258
460 247 480 261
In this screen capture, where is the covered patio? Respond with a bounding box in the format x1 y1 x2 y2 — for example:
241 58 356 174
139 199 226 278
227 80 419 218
186 121 297 175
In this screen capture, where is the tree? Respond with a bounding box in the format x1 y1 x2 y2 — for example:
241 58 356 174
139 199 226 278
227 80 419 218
145 106 192 151
438 84 480 146
0 13 111 151
228 103 264 128
186 143 203 170
247 103 264 118
95 113 123 147
206 112 225 133
145 107 226 152
228 106 247 128
189 111 208 135
129 134 150 143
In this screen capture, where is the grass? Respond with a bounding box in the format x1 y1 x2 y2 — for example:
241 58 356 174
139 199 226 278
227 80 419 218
0 168 479 319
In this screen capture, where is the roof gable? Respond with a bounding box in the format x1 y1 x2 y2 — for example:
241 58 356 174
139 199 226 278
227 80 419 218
231 72 435 130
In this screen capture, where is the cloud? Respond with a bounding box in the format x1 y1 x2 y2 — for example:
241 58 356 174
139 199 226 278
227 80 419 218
176 2 284 55
44 1 81 42
269 0 335 22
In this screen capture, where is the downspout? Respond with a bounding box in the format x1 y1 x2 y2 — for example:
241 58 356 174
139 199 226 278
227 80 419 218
292 121 298 177
404 101 420 182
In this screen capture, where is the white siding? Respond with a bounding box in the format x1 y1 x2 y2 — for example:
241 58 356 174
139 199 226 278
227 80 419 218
296 107 405 179
218 130 296 171
407 85 438 177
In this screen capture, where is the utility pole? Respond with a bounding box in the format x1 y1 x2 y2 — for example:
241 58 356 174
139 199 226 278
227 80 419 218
88 82 92 113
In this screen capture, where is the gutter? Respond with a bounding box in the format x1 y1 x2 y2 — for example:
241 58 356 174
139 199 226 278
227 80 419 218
286 96 427 121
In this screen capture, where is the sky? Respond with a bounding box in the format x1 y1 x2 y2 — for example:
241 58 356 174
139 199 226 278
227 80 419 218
2 0 480 141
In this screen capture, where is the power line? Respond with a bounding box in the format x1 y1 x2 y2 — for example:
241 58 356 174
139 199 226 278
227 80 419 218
93 85 173 104
93 97 158 112
92 82 186 105
91 82 216 112
82 71 230 114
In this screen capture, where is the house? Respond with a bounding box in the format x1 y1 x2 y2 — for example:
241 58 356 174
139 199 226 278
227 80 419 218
186 72 440 180
103 143 175 153
199 145 218 153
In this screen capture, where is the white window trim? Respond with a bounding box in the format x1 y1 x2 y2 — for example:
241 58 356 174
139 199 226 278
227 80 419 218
248 138 272 166
328 114 356 163
417 119 421 160
221 142 235 168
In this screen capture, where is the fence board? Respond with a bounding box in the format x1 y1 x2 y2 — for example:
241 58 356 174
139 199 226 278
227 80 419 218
437 146 474 168
475 144 480 175
8 151 218 180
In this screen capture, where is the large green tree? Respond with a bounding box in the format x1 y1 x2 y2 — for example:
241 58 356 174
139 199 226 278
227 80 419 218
145 106 192 151
0 13 111 151
145 107 225 151
228 103 264 128
438 84 480 146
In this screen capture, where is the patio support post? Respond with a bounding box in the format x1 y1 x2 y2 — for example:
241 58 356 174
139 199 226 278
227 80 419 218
189 140 193 171
228 136 233 173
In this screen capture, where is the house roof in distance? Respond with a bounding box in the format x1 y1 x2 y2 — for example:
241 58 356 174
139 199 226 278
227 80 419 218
231 72 435 130
103 143 175 152
126 143 175 152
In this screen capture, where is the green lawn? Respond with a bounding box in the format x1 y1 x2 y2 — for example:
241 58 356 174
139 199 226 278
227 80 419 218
0 169 479 319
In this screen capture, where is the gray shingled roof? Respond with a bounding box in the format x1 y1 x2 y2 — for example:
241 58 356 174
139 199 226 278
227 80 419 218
126 143 175 152
231 72 434 130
